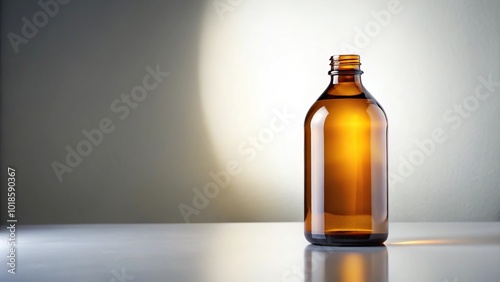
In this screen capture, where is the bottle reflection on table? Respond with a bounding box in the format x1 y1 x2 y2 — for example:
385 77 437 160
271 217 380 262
304 244 388 282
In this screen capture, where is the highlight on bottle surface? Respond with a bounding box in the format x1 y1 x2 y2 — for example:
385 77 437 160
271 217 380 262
304 54 388 246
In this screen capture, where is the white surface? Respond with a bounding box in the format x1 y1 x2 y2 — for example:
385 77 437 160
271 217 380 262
1 222 499 282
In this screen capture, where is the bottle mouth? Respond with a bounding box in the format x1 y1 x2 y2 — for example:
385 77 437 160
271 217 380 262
329 54 363 75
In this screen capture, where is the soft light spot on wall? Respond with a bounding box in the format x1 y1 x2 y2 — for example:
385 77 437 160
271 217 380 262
198 0 498 221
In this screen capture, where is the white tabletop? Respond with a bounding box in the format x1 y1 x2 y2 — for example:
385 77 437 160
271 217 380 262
1 222 499 282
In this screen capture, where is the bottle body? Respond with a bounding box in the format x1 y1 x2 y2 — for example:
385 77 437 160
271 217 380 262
304 55 388 246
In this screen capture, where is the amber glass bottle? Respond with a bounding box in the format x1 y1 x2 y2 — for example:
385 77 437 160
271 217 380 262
304 54 388 246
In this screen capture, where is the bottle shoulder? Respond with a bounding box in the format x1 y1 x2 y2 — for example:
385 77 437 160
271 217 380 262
319 81 373 99
305 95 387 126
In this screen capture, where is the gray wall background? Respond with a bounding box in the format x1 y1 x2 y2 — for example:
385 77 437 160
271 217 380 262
1 0 499 224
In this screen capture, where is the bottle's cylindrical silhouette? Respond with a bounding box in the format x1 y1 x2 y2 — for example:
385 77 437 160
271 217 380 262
304 54 388 246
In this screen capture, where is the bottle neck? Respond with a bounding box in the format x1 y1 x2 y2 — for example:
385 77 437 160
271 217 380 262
331 73 363 84
329 55 363 85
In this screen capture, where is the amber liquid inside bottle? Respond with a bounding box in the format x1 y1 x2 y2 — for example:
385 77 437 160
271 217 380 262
304 55 388 246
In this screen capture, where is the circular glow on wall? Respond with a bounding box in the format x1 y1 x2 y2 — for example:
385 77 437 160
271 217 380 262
198 0 486 221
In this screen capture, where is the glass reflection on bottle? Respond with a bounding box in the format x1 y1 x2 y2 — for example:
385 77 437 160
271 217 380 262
304 244 388 282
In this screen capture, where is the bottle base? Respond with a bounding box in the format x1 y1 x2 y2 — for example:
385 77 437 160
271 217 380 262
305 232 387 246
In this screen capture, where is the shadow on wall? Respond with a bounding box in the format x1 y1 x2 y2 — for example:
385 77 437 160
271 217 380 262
0 0 229 223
